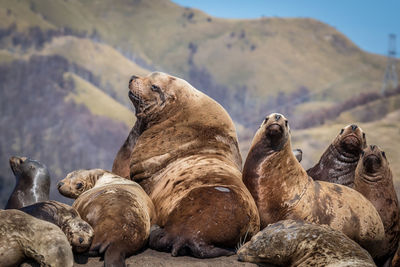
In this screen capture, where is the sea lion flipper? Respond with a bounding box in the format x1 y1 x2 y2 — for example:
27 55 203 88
104 243 126 267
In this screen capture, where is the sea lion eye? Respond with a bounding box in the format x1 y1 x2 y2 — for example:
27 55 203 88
264 117 269 123
382 151 386 159
340 129 344 135
361 151 365 156
362 132 366 139
285 120 288 127
76 183 83 190
151 84 160 91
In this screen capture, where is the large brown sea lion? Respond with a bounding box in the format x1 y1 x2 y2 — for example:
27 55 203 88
57 169 156 267
354 145 400 266
242 113 384 258
6 156 50 209
307 124 367 187
20 200 94 253
237 219 376 267
0 209 73 267
112 72 260 258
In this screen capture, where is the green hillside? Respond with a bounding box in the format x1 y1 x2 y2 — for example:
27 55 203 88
1 0 398 129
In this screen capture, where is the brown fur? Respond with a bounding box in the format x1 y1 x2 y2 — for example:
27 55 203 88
58 169 156 266
355 145 400 265
307 124 367 187
113 72 259 258
243 113 384 258
19 200 94 253
238 219 376 267
0 209 73 267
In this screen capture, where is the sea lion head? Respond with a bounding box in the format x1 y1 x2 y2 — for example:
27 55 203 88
65 216 94 253
253 113 290 152
237 220 296 265
129 72 188 122
57 170 100 198
9 156 49 183
357 145 388 182
334 124 366 156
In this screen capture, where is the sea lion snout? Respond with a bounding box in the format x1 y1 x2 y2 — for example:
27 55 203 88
267 124 283 138
57 182 64 189
129 75 138 85
363 154 382 173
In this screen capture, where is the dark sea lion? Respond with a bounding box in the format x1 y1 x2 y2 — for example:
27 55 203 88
6 156 50 209
19 200 94 253
307 124 367 187
113 72 260 258
58 169 156 267
242 113 384 258
0 209 73 267
237 219 376 267
293 148 302 162
354 145 400 266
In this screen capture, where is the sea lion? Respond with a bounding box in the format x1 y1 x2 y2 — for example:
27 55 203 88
57 169 156 267
293 148 302 162
307 124 367 187
242 113 384 258
6 156 50 209
19 200 94 253
0 209 73 267
113 72 260 258
354 145 400 266
237 219 376 267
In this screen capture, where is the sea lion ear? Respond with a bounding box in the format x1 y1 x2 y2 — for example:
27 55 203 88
339 129 344 135
361 150 365 157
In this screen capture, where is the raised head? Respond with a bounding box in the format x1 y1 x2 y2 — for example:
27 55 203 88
9 156 50 184
356 145 389 182
128 72 194 121
57 169 107 198
250 113 291 153
334 124 367 156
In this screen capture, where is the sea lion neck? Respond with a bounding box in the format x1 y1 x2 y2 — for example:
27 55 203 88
308 143 360 187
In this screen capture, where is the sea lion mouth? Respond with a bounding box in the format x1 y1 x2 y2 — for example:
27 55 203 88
340 134 361 154
266 123 283 139
129 91 141 105
363 154 381 174
9 156 24 174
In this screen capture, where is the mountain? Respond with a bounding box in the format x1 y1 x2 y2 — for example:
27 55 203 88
0 0 399 206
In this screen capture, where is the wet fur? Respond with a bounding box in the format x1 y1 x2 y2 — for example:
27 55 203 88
0 209 73 267
6 157 50 209
238 220 376 267
243 113 384 258
58 170 156 266
19 200 94 253
114 72 260 258
307 125 367 188
355 145 400 265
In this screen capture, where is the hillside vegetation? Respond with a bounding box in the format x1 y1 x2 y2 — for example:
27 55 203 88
0 0 399 206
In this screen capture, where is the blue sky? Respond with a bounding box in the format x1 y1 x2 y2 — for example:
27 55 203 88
172 0 400 57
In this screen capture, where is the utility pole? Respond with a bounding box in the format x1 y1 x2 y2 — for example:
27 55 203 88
381 34 398 94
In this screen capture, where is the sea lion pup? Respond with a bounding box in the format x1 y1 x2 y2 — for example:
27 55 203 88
113 72 260 258
354 145 400 266
0 209 73 267
57 169 156 267
242 113 384 258
237 220 376 267
6 156 50 209
19 200 94 253
307 124 367 187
